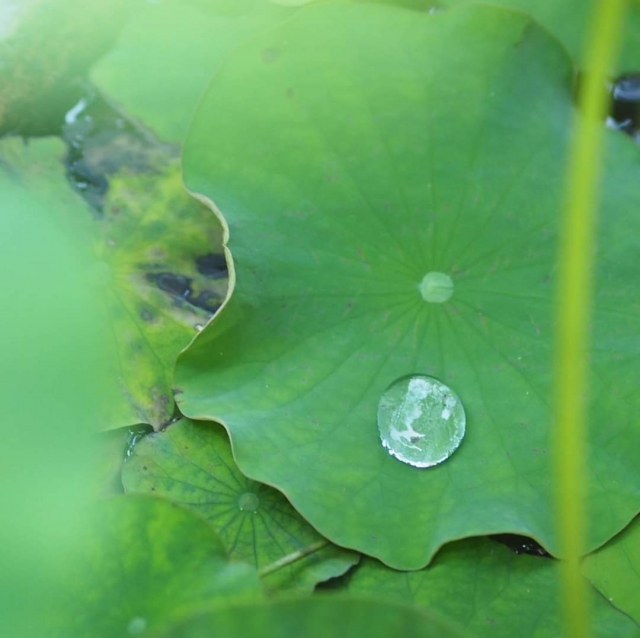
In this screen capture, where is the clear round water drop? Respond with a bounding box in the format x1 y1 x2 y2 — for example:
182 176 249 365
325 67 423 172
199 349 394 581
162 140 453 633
238 492 260 512
420 271 453 303
378 374 466 468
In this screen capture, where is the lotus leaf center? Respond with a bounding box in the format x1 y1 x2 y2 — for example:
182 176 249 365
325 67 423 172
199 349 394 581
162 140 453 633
419 271 454 303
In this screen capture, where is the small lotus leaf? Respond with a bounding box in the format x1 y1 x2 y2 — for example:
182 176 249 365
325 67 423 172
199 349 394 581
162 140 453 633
123 419 359 593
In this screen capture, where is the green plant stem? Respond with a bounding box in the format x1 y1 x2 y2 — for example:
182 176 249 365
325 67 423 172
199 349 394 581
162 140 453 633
555 1 627 637
258 539 329 578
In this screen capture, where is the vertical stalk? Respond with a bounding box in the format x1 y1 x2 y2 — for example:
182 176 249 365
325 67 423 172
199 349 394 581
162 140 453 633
555 1 626 637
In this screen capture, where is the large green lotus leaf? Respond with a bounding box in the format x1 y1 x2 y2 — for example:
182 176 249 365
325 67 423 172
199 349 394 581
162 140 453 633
583 516 640 625
123 419 359 593
440 0 640 74
57 495 261 638
348 539 640 637
177 0 640 569
156 597 469 638
97 158 227 429
91 0 295 143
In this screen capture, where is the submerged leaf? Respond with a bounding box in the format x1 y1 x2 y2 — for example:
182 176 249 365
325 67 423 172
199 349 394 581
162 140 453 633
47 82 230 429
97 159 227 428
123 419 359 593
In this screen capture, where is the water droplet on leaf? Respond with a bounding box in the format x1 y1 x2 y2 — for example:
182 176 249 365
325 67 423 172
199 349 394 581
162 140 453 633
378 375 465 468
419 272 454 303
238 492 259 512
